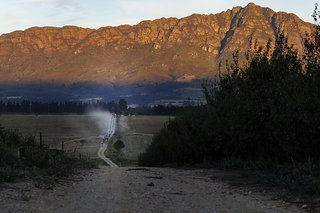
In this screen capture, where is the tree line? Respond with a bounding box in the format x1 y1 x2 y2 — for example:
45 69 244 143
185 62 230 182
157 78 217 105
0 100 119 114
0 99 189 115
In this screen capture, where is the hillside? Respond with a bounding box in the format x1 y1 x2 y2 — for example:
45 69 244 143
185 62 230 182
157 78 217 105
0 3 313 84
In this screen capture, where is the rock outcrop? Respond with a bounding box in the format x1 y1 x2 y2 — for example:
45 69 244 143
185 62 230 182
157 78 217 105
0 3 313 83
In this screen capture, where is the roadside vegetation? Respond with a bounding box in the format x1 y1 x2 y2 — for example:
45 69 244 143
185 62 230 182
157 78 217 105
113 139 125 152
0 126 97 183
139 6 320 195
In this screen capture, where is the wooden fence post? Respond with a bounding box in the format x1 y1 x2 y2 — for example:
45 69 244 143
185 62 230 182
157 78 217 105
39 132 42 149
17 147 21 159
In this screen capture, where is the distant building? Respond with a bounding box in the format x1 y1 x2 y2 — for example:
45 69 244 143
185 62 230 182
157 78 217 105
149 98 205 107
128 104 139 108
149 99 186 107
78 97 103 104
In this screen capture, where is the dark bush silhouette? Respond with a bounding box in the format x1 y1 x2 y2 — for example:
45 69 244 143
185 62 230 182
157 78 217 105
113 140 125 151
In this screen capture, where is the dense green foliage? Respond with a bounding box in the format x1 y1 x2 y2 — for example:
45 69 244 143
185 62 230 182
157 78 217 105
139 8 320 168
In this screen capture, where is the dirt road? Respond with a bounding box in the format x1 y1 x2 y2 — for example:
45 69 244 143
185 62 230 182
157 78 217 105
0 115 307 212
97 112 118 167
98 144 119 167
0 167 304 213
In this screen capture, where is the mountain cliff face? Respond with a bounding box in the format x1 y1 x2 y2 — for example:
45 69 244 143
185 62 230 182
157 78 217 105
0 3 313 84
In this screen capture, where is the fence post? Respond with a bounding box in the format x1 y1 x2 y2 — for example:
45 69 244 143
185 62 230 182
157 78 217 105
61 141 64 153
39 132 42 149
17 147 21 159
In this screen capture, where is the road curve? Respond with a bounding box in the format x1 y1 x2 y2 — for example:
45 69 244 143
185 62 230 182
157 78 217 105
97 113 119 167
98 143 119 167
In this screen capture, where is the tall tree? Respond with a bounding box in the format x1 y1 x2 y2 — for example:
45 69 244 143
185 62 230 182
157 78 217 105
118 99 128 114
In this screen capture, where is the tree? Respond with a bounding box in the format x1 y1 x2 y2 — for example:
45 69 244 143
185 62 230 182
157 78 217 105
113 140 125 151
118 98 127 114
304 3 320 75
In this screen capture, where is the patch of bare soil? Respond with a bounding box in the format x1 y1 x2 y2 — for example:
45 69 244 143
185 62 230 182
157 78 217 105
0 167 306 213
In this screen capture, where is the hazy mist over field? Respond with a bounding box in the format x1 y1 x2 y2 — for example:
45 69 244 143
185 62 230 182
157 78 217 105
88 110 115 138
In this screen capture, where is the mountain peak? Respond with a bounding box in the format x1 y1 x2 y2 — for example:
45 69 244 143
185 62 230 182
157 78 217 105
0 4 313 84
242 2 271 12
246 2 258 7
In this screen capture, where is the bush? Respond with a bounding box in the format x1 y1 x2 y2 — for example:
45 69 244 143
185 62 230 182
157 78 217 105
113 140 125 151
0 166 18 182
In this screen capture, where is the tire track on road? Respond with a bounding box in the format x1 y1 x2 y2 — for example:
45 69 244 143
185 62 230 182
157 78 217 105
97 113 119 167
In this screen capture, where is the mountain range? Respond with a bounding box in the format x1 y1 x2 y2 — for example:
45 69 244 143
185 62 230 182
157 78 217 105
0 3 314 84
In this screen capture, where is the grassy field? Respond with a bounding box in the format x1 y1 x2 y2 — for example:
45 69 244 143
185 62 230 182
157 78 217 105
0 114 170 163
0 114 101 157
128 115 172 134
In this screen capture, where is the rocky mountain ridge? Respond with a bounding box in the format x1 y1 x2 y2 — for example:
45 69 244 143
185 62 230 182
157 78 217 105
0 3 313 83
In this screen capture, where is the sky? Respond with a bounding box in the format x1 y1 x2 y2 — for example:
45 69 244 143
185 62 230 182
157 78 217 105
0 0 317 35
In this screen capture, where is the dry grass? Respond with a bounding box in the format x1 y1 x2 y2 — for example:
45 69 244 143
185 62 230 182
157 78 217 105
0 114 170 161
0 114 101 157
128 115 171 134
